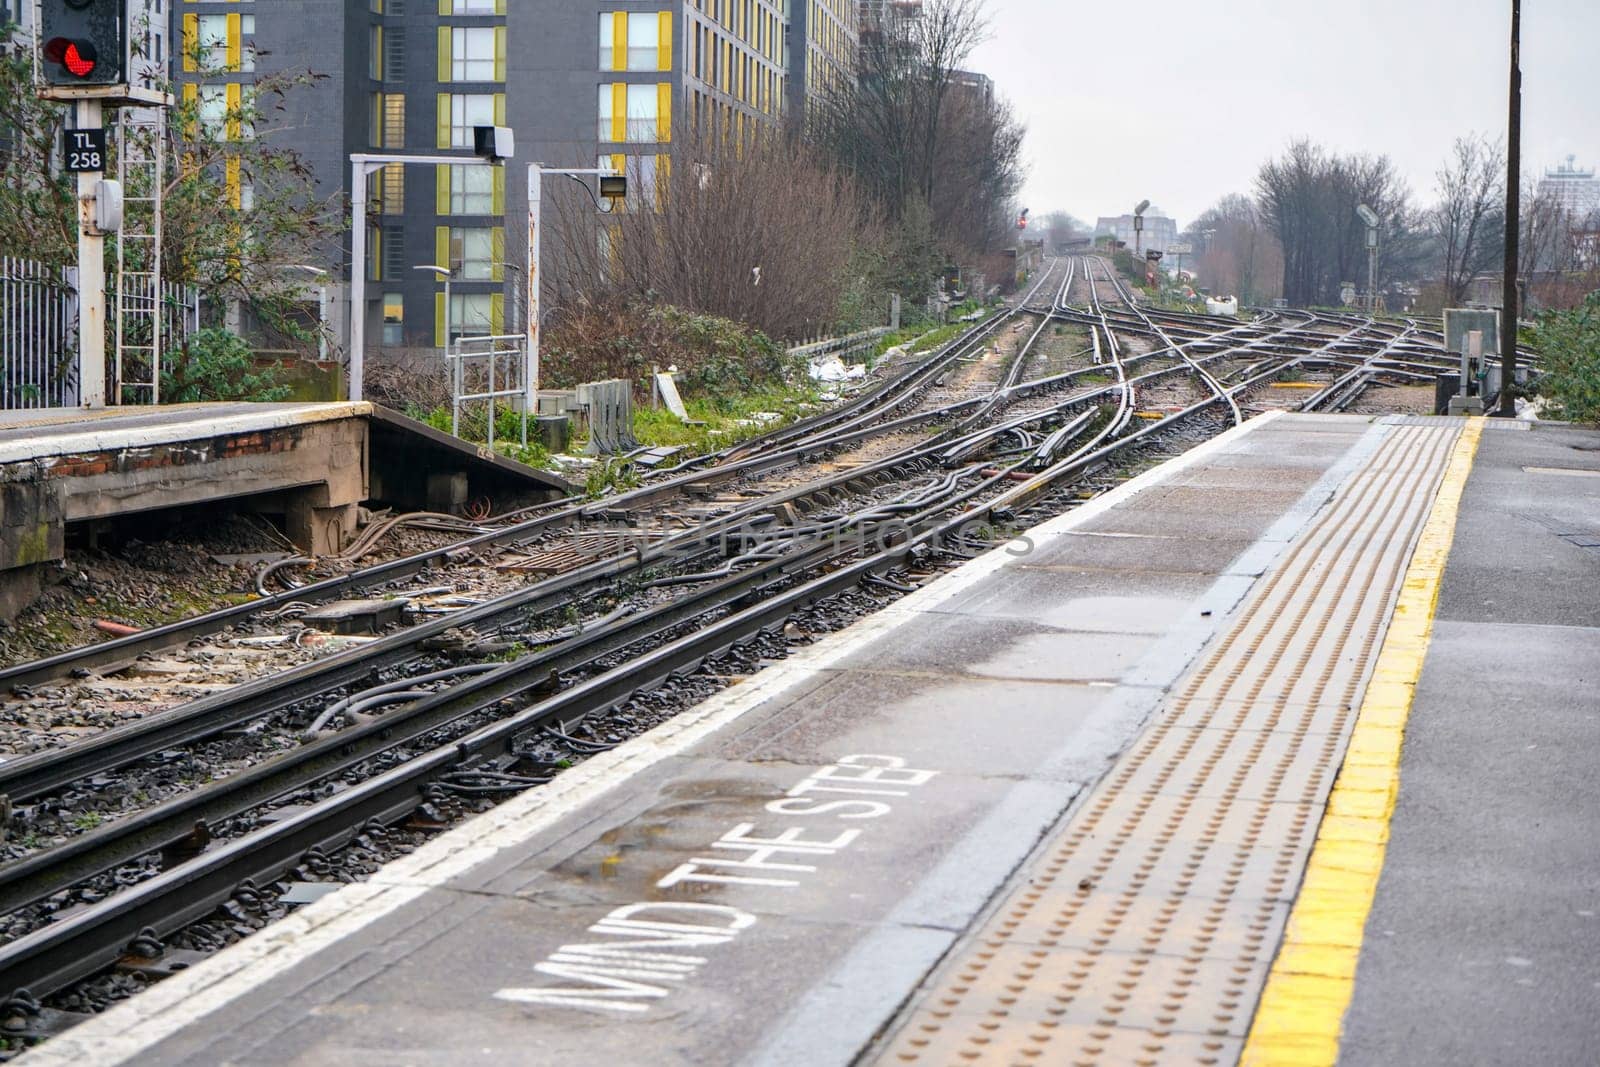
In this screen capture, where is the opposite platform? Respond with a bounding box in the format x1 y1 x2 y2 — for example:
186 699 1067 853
16 412 1487 1066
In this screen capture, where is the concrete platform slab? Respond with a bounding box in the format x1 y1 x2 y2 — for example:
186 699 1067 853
1338 420 1600 1067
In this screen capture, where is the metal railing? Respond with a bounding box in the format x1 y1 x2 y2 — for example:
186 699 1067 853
1 257 77 409
448 333 530 451
1 255 199 410
788 326 893 365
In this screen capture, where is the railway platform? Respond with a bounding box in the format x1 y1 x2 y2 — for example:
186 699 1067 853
20 410 1599 1067
0 402 568 617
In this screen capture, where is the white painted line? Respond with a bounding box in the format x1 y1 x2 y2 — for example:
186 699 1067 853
1522 465 1600 479
0 403 374 464
17 411 1285 1067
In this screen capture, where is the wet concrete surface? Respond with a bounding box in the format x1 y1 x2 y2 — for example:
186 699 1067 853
61 414 1428 1067
1341 420 1600 1067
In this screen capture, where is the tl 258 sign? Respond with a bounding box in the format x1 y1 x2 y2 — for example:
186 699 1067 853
64 128 107 173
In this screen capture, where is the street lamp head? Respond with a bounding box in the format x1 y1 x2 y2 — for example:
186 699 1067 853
413 264 453 278
1356 204 1380 228
1134 199 1151 217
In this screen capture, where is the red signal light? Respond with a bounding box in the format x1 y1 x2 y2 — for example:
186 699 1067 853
65 42 97 77
43 37 98 79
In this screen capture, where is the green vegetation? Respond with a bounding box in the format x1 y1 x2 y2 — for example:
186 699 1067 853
633 383 821 457
584 458 642 499
73 812 103 831
1530 293 1600 423
408 403 559 470
161 329 292 404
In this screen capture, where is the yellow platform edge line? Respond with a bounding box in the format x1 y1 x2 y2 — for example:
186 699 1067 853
1240 417 1485 1067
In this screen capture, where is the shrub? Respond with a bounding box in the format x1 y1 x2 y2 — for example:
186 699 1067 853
161 329 291 403
1530 293 1600 423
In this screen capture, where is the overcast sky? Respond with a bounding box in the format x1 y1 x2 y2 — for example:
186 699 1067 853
968 0 1600 230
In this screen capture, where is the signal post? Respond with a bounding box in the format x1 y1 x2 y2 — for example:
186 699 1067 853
34 0 169 408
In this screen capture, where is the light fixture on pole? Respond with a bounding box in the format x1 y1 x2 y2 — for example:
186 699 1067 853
285 265 330 362
524 164 626 417
413 264 454 347
1133 199 1150 255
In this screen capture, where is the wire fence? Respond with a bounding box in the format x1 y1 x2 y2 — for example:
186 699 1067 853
0 256 199 410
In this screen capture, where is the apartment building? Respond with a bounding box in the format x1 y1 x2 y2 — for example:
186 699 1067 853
170 1 853 352
788 0 857 120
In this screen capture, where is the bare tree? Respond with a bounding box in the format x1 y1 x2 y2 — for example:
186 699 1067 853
808 0 1020 283
1183 195 1282 304
1256 141 1416 306
1432 134 1506 307
547 128 885 343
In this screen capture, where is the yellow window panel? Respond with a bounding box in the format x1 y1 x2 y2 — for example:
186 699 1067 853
658 10 673 71
437 0 450 16
489 293 504 334
226 12 241 71
494 26 507 82
612 12 627 72
493 92 505 126
225 82 241 140
437 26 451 82
611 83 626 142
436 164 452 216
491 168 505 215
435 292 447 348
182 13 197 72
657 83 671 143
436 94 451 149
490 228 505 282
435 226 450 272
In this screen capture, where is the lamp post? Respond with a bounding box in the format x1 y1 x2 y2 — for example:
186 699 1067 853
284 265 330 362
413 264 454 348
524 164 624 415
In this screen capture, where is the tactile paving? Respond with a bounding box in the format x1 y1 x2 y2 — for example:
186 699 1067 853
871 423 1461 1066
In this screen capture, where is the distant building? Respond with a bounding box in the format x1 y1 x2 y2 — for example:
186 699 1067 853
789 0 858 121
951 69 993 109
0 0 30 36
1095 212 1180 255
172 1 832 350
1538 156 1600 221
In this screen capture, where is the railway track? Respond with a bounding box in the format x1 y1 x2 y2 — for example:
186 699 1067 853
0 259 1480 1037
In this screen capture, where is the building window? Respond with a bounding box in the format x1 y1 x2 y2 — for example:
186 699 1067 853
449 164 494 214
382 293 405 345
450 0 497 13
196 14 228 69
450 26 496 81
448 94 496 147
598 83 662 143
197 85 227 138
450 227 495 280
450 293 494 338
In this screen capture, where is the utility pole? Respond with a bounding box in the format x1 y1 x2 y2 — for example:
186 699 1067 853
1499 0 1522 417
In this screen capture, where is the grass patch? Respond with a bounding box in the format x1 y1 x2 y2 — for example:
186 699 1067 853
633 383 823 458
406 403 560 470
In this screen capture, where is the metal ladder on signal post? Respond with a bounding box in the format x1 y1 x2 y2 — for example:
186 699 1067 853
114 106 165 404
